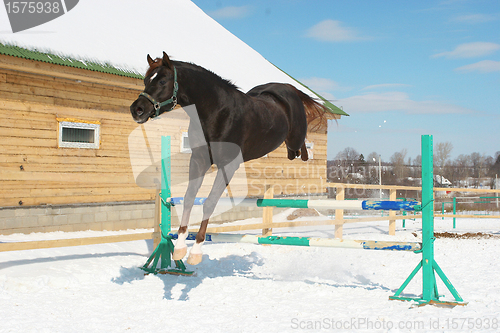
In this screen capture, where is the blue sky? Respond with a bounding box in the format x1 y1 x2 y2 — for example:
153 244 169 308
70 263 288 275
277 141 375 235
192 0 500 162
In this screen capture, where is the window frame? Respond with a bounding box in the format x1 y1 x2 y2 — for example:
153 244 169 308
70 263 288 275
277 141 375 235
180 131 191 153
57 119 101 149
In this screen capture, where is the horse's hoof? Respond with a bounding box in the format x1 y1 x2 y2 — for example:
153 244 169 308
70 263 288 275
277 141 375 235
172 247 187 260
186 253 203 265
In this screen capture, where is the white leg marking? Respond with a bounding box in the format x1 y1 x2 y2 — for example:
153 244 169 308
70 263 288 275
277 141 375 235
190 241 204 255
172 232 188 260
187 241 204 265
175 232 188 250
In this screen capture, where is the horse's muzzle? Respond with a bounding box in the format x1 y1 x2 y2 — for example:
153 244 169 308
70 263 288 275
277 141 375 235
130 100 151 124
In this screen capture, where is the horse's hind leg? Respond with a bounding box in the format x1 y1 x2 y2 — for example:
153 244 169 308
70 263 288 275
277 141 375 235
300 142 308 161
173 149 211 260
286 136 308 161
285 119 308 161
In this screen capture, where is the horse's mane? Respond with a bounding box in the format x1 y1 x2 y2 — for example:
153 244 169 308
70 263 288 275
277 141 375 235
144 57 329 130
145 58 239 90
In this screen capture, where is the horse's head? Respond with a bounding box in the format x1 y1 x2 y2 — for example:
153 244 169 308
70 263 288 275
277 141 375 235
130 52 178 124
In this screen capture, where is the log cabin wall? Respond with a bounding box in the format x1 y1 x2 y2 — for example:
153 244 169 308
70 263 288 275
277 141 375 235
0 51 331 235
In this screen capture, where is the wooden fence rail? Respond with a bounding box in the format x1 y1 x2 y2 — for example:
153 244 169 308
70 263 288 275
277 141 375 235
1 183 499 252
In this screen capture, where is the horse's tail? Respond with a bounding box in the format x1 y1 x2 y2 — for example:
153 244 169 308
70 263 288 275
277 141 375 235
291 86 329 131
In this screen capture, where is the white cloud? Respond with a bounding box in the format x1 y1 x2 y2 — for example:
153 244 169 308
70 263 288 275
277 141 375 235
305 20 363 42
336 92 473 114
362 83 412 91
300 77 340 91
451 14 497 24
432 42 500 58
209 6 252 19
455 60 500 73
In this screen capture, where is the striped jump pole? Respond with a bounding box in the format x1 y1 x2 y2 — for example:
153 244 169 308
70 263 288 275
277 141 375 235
167 197 420 211
168 232 422 252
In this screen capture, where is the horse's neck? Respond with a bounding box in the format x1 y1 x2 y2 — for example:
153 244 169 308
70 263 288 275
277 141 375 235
178 64 243 112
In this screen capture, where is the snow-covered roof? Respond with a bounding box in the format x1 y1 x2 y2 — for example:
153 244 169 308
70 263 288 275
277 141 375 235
0 0 346 116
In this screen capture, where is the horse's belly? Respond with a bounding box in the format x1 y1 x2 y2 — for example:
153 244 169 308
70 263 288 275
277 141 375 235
241 119 288 161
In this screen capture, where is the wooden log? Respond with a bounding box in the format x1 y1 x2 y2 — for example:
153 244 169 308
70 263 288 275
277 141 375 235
335 187 344 239
328 182 500 194
0 232 155 252
262 185 274 237
329 182 422 191
192 214 423 234
0 54 143 90
0 170 136 183
435 214 500 219
389 189 397 235
4 69 139 100
0 193 155 207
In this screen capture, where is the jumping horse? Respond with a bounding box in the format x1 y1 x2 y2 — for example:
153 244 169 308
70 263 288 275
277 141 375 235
130 52 328 265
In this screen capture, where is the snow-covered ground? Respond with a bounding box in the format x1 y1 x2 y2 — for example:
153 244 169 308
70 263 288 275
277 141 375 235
1 212 499 333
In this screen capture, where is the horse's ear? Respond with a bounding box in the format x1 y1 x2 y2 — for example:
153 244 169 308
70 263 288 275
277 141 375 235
147 54 154 66
162 51 173 69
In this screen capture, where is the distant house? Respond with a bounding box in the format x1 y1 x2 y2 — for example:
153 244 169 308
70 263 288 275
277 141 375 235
434 175 452 187
0 43 347 235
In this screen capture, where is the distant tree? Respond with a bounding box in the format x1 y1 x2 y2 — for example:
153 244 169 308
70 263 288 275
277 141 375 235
335 147 360 161
485 156 494 167
470 152 486 178
390 148 407 180
331 147 361 182
489 154 500 177
366 152 381 184
367 152 380 164
434 142 453 174
413 155 422 166
335 147 360 174
454 154 471 179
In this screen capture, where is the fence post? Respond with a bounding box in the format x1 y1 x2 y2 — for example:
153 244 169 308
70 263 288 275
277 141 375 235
335 186 344 239
453 197 456 229
388 189 396 235
262 185 274 236
153 188 161 249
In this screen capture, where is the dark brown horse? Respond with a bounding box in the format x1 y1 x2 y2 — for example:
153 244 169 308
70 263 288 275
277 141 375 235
130 52 328 265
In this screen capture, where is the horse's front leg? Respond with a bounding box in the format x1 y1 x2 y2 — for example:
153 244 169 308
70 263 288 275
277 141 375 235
173 151 211 260
187 163 239 265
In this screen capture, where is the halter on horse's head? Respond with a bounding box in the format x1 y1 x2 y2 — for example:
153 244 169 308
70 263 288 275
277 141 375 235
130 52 179 124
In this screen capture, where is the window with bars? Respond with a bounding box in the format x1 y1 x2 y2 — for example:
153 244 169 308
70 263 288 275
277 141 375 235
180 131 191 153
58 121 100 149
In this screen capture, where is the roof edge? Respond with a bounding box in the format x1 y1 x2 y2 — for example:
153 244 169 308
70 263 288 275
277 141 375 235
0 41 144 79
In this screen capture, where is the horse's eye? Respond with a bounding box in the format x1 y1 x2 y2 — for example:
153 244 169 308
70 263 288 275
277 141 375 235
159 80 167 85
